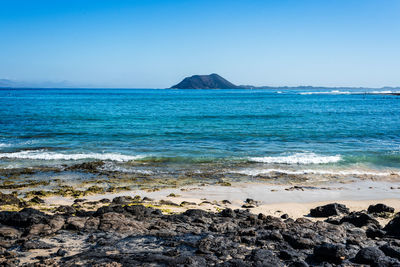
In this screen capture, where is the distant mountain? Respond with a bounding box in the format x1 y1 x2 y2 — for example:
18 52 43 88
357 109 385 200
0 79 21 88
0 79 75 88
170 74 240 89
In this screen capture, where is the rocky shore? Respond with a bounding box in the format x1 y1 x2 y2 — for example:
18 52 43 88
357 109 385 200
1 194 400 266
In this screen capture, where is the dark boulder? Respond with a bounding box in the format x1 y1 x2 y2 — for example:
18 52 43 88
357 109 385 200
180 201 197 206
28 216 65 236
260 230 283 241
197 235 217 254
239 228 256 236
75 210 96 217
380 244 400 260
29 196 45 204
353 247 385 265
0 208 48 228
245 198 259 206
95 204 125 216
340 212 380 227
283 233 315 249
66 216 88 231
263 216 286 230
384 213 400 237
257 213 267 220
313 243 346 264
112 196 133 204
221 208 235 218
55 205 76 215
250 249 284 266
66 161 104 172
0 192 23 206
366 226 385 239
278 249 300 260
184 209 211 218
309 203 349 217
125 204 154 218
56 248 68 257
324 216 342 225
368 203 395 214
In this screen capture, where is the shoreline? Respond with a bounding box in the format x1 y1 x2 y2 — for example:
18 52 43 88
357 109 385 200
42 180 400 223
44 179 400 204
1 176 400 224
1 178 400 212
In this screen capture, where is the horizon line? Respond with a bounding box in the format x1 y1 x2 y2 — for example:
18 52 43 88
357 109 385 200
1 85 400 90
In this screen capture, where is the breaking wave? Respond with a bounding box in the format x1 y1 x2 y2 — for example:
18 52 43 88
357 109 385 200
299 90 400 95
299 90 353 95
249 153 342 164
0 150 144 162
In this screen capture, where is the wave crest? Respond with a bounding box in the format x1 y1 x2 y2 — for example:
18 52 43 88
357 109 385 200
299 90 352 95
0 150 143 162
249 153 341 164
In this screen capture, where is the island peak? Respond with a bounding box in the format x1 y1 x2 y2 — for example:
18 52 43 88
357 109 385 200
170 74 240 89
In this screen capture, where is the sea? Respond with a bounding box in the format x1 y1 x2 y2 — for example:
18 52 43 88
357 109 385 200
1 88 400 184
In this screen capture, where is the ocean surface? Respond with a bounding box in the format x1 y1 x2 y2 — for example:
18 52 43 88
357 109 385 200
1 88 400 183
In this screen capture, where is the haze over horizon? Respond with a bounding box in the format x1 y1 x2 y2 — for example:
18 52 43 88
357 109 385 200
1 0 400 88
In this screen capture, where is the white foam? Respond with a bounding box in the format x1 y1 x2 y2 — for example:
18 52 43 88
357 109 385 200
249 153 341 164
0 150 143 162
0 143 10 148
300 90 400 96
300 90 354 95
235 168 400 177
371 90 400 94
372 90 392 94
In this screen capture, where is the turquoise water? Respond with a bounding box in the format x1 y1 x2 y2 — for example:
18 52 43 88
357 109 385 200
1 88 400 180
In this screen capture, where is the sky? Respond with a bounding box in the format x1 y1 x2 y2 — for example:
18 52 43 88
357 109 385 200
0 0 400 88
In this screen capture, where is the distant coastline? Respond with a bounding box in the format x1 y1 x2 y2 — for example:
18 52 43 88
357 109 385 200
1 75 400 91
170 73 400 91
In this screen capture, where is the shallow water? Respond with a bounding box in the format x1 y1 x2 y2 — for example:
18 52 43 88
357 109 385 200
1 88 400 182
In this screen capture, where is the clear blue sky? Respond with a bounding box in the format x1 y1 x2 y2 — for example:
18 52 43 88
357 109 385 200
0 0 399 88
